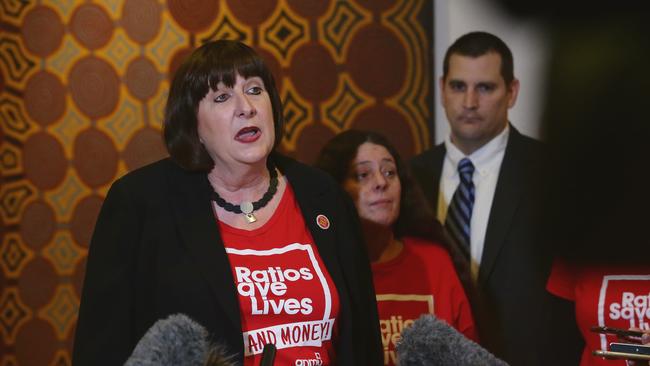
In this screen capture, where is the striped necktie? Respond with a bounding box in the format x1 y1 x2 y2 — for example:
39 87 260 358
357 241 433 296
445 158 475 254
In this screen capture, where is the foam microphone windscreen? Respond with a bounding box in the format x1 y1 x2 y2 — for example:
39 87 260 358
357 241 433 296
124 313 234 366
396 314 509 366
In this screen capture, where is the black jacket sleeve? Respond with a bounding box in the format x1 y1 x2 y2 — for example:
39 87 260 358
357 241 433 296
72 177 141 365
337 186 383 365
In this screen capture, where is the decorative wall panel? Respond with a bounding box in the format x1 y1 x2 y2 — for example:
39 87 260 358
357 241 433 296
0 1 433 364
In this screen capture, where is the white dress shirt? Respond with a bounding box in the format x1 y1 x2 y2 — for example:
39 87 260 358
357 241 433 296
438 125 509 278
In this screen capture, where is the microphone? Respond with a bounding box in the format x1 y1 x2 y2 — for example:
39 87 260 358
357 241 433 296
396 314 509 366
260 343 276 366
124 313 234 366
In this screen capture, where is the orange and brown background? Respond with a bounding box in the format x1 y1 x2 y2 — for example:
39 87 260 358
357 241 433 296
0 0 433 364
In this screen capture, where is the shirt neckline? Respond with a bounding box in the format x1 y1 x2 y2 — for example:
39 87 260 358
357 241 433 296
217 182 292 237
444 123 509 177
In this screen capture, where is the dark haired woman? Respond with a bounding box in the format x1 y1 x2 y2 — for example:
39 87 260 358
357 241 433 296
73 41 382 366
315 129 477 366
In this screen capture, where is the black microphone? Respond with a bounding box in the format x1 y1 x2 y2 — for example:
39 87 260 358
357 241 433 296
260 343 276 366
396 314 509 366
124 313 234 366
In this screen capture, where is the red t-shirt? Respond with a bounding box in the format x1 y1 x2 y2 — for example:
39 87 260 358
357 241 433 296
547 259 650 366
372 236 477 366
218 185 340 366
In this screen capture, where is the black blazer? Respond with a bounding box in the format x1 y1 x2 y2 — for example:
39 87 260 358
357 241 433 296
72 154 382 366
411 126 553 365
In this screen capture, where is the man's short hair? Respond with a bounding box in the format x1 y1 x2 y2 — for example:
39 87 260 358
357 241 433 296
442 31 514 85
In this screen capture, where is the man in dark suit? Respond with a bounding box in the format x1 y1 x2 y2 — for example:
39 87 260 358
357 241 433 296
410 31 552 365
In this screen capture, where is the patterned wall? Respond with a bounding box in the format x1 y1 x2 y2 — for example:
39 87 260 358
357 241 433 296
0 0 433 364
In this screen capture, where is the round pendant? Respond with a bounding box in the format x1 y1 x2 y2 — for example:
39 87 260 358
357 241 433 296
240 201 254 214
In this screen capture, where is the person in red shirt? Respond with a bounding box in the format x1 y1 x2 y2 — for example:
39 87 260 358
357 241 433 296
315 129 477 366
547 259 650 366
73 41 382 366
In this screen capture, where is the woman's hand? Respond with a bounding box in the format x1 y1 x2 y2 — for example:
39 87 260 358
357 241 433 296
625 330 650 366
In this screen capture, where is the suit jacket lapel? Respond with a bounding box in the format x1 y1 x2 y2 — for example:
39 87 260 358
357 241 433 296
166 163 241 329
478 127 525 285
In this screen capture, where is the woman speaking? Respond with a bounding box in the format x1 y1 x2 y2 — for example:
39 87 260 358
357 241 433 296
72 40 382 366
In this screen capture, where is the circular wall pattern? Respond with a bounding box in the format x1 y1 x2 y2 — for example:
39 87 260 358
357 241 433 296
167 0 219 32
73 128 119 188
70 195 104 248
126 56 161 101
23 71 66 126
20 201 56 250
22 132 67 190
0 2 433 364
121 0 162 44
14 320 57 366
18 258 57 309
347 24 407 97
123 127 167 171
226 0 278 25
70 4 114 50
21 6 64 57
69 57 120 119
286 0 329 18
289 42 338 102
